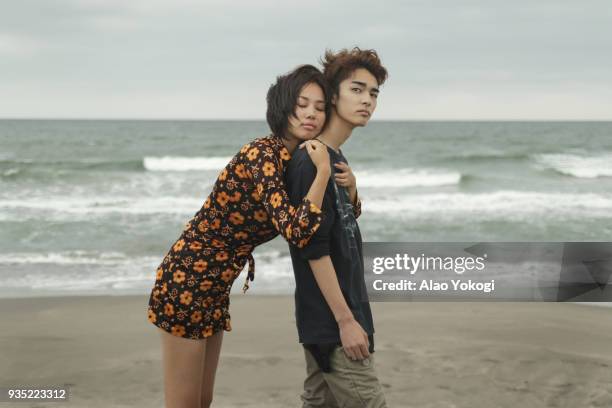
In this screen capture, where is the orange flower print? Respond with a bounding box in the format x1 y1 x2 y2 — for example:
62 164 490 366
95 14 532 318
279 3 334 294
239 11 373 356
147 309 157 323
173 270 186 284
262 161 276 176
164 303 175 316
173 239 185 252
200 280 213 291
229 191 242 202
270 192 282 208
193 259 208 273
216 191 230 207
254 209 268 222
247 147 260 161
237 244 252 254
229 212 245 225
215 251 229 262
146 137 336 340
179 290 193 305
171 325 186 337
151 288 161 301
219 168 228 181
197 220 209 232
191 311 202 323
203 296 214 308
280 148 290 161
221 269 233 282
234 231 248 240
235 164 247 179
189 241 203 252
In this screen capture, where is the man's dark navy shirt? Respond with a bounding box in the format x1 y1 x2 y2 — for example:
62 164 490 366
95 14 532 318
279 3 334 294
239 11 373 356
285 145 374 371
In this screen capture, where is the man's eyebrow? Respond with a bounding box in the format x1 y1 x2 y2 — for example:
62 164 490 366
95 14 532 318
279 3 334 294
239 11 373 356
351 81 379 93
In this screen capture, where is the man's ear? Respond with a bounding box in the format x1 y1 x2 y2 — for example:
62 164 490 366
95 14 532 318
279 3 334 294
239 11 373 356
331 93 338 106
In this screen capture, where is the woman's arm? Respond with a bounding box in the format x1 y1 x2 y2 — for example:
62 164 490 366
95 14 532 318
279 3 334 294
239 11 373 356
247 140 330 248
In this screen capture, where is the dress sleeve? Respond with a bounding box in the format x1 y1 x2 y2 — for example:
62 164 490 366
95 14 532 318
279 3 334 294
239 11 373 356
246 141 325 248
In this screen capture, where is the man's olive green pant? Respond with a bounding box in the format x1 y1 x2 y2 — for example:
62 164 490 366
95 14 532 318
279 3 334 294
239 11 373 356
301 347 387 408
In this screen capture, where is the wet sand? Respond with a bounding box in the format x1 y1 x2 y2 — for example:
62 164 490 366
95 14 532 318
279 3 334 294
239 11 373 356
1 295 611 407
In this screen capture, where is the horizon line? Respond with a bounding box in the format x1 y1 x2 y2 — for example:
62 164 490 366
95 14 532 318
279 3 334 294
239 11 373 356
1 117 611 122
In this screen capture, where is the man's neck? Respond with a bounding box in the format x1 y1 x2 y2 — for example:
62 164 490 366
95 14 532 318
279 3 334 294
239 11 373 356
316 112 355 152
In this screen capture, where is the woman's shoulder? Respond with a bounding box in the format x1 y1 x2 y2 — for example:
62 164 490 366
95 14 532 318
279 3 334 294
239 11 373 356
251 134 282 150
237 134 275 152
237 135 286 163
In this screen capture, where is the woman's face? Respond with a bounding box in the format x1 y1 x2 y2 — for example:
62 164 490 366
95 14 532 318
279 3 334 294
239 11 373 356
286 82 326 141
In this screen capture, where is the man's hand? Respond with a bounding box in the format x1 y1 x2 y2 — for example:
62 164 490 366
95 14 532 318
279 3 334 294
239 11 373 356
338 316 370 360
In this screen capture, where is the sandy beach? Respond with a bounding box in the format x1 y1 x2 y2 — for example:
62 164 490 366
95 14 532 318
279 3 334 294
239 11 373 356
1 295 611 408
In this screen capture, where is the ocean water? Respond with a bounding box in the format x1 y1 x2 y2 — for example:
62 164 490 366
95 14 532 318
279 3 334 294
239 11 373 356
1 120 611 298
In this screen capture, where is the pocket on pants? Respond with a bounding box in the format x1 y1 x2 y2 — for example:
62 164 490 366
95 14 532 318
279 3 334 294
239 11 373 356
330 347 385 407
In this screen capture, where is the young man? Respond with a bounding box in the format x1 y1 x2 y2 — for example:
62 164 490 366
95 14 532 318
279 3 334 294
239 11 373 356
286 48 388 408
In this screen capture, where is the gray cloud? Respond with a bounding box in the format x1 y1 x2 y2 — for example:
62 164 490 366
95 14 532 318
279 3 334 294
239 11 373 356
1 0 610 119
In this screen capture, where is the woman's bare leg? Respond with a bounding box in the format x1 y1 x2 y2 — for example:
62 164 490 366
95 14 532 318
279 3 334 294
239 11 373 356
159 327 206 408
200 330 224 408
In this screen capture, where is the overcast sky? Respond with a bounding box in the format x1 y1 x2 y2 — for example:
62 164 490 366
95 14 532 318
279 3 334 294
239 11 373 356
1 0 611 120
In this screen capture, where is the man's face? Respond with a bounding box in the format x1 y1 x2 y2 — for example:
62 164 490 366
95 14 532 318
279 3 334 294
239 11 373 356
333 68 379 127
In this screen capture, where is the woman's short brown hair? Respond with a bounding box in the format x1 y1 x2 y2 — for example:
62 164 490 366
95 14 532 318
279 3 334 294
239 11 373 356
321 47 388 96
266 64 331 140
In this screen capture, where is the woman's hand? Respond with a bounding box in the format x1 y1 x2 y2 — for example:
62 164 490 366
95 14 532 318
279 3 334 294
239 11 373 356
334 162 356 190
300 140 331 173
334 162 358 204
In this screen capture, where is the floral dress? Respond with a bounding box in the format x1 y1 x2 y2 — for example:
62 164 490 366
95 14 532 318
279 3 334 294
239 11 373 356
147 135 362 340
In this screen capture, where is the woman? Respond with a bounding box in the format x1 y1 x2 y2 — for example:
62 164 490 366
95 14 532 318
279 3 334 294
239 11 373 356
147 65 334 407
